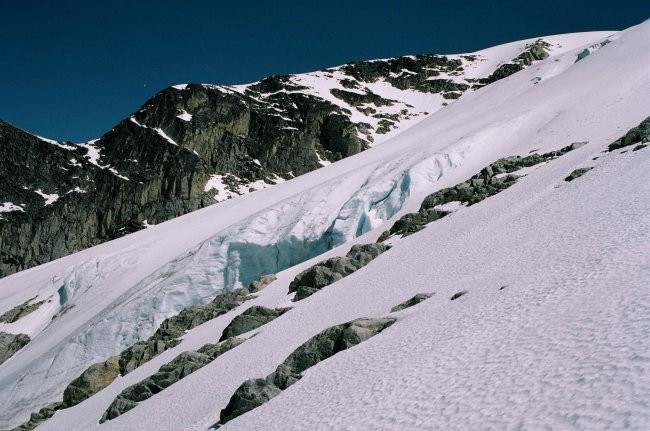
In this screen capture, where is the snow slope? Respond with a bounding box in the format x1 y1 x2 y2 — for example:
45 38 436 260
0 21 649 430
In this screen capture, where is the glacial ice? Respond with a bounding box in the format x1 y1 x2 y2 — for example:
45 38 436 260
0 25 640 429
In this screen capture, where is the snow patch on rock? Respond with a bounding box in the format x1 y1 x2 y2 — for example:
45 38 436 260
176 110 192 121
34 190 60 206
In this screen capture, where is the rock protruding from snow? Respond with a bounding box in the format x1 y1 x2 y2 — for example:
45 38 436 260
477 39 551 86
380 142 587 241
218 317 396 425
0 297 47 323
9 275 276 431
8 401 63 431
390 293 434 312
450 291 468 301
118 274 275 375
101 338 244 422
219 306 291 341
62 356 120 408
248 274 278 292
565 167 593 182
0 332 30 365
607 116 650 152
289 243 389 301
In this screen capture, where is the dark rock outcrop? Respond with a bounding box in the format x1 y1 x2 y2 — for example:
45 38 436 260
8 401 63 431
565 167 593 182
288 243 389 301
0 297 46 323
607 116 650 152
119 274 275 375
219 306 291 341
218 317 396 425
390 293 434 312
379 142 588 241
62 356 120 408
1 85 359 277
0 332 30 365
101 337 244 422
450 291 468 301
477 39 551 86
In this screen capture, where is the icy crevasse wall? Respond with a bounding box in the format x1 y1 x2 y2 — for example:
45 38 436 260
224 236 334 290
58 151 459 351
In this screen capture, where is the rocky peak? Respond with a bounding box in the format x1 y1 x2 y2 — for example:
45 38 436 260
0 39 557 277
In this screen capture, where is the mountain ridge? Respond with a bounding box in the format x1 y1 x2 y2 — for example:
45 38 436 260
0 31 612 277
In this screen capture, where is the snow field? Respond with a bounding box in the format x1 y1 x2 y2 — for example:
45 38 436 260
38 114 650 431
0 22 648 430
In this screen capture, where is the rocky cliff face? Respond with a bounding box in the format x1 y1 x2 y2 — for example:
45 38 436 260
0 41 553 277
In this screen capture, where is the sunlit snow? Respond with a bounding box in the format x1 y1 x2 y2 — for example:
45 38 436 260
0 24 647 431
34 189 60 205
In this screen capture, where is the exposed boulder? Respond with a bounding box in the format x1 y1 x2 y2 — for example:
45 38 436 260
220 306 291 341
62 356 120 408
8 401 63 431
218 317 396 425
289 243 390 301
565 167 593 182
248 274 277 292
451 291 468 301
0 332 30 365
101 338 243 422
219 377 283 425
390 293 434 312
281 318 396 375
0 297 47 324
477 39 551 86
607 116 650 152
330 88 397 107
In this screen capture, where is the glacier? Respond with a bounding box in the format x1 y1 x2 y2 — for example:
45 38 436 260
0 21 648 431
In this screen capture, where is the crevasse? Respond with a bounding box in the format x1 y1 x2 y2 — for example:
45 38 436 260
2 151 455 422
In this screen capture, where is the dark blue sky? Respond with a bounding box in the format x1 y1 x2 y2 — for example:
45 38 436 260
1 0 647 142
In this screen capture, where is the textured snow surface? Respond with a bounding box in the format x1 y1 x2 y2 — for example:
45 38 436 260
0 23 649 430
224 131 650 431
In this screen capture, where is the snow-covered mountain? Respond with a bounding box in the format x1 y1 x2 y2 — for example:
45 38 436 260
0 31 608 277
0 21 649 431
